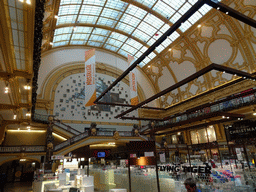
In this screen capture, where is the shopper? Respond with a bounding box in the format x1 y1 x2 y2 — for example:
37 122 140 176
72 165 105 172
184 178 202 192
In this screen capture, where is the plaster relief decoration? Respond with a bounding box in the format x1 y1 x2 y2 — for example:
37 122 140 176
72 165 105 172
53 73 137 123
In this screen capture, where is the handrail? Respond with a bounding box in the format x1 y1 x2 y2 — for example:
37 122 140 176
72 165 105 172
53 121 81 135
144 90 256 132
0 145 46 153
33 113 81 135
54 130 139 152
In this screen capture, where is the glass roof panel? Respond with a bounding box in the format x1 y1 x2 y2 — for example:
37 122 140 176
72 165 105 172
105 0 127 11
60 0 82 5
53 41 69 47
54 0 213 68
54 27 74 35
121 44 138 55
80 5 102 15
57 15 77 25
126 39 143 50
75 26 93 33
132 29 151 42
188 11 203 24
120 14 141 28
87 41 102 47
92 28 110 36
58 5 80 16
70 41 85 45
137 21 157 36
144 14 164 29
148 52 156 59
152 1 175 18
97 17 117 27
82 0 106 6
104 44 119 52
71 33 90 40
53 34 72 42
101 8 122 20
109 32 128 42
116 22 135 34
155 44 165 53
178 2 192 15
180 20 192 32
89 35 107 42
125 4 147 19
118 49 129 57
78 15 98 24
106 38 124 47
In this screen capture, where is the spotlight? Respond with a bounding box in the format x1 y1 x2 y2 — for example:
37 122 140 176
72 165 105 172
54 15 59 19
226 12 228 14
197 24 201 28
217 7 220 10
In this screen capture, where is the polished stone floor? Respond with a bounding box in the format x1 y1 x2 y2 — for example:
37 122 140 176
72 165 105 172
3 182 33 192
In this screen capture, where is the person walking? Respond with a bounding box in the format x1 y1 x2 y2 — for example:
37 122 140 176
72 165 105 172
184 178 202 192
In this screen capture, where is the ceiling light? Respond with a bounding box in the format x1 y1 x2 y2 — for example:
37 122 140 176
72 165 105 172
197 24 201 28
234 74 237 76
4 85 9 94
169 48 172 51
238 118 240 120
227 117 229 119
217 7 220 10
24 85 31 90
26 112 31 117
54 15 59 19
27 125 31 129
253 113 256 116
19 0 24 2
20 159 26 161
226 12 228 14
50 42 53 46
148 65 151 68
223 71 225 73
73 26 77 31
222 116 225 118
13 114 17 120
26 0 31 4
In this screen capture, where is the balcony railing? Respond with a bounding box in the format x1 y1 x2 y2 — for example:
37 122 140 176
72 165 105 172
0 145 46 153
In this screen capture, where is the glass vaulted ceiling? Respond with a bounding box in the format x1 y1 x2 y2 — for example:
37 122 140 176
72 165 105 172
53 0 213 67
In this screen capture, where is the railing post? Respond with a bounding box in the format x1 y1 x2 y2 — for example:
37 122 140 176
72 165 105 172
45 115 55 171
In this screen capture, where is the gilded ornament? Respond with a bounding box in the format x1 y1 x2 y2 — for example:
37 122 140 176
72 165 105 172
47 142 53 150
113 131 120 140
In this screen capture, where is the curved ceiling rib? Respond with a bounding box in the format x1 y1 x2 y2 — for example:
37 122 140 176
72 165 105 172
51 0 214 67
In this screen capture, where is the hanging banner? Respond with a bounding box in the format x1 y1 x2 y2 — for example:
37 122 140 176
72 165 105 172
128 55 138 105
84 49 96 106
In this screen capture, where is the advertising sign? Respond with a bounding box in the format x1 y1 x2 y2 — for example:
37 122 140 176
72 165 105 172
128 55 138 105
84 49 96 106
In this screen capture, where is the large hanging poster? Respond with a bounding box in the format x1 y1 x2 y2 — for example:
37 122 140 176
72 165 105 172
84 49 96 106
128 55 138 105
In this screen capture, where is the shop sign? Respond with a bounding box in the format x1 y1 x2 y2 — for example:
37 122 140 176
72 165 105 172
158 165 211 173
226 121 256 141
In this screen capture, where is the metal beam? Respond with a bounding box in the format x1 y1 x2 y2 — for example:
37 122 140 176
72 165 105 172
96 101 165 111
206 0 256 29
115 63 256 118
94 0 206 103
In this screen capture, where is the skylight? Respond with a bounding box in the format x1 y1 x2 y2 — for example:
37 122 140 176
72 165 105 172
53 0 214 67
